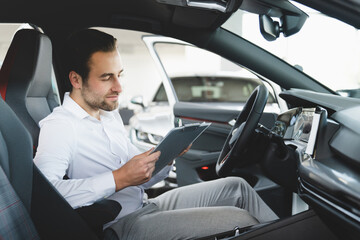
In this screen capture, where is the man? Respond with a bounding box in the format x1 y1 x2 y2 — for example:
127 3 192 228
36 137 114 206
34 29 278 240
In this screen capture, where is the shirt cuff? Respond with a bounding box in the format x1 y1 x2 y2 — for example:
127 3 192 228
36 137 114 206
91 171 116 198
155 164 173 179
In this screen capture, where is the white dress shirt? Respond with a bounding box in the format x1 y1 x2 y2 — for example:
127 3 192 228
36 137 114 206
34 93 171 220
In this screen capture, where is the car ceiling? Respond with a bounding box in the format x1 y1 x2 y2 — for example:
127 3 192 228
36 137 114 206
0 0 358 33
0 0 237 33
295 0 360 29
0 0 357 99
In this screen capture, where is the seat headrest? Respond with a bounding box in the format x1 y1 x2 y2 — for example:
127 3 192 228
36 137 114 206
0 29 53 101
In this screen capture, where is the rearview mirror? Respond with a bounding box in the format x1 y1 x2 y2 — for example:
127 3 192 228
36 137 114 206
259 15 280 41
241 0 308 41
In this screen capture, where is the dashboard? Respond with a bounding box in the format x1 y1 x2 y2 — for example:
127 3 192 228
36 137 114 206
275 89 360 239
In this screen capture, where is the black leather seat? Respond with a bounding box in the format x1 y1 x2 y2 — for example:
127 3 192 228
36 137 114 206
0 29 121 239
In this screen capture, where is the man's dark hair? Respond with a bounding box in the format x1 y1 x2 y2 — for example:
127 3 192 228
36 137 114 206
65 29 117 83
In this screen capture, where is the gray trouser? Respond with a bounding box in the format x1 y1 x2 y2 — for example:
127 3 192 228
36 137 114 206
104 177 278 240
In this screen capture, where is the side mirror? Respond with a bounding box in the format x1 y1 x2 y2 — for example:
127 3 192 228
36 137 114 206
336 88 360 98
130 96 145 108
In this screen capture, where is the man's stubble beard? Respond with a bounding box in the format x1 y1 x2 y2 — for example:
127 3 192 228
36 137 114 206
81 84 119 112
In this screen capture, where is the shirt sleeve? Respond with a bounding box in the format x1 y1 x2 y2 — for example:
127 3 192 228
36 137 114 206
34 118 115 208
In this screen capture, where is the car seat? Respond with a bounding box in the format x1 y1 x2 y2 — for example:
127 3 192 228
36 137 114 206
0 29 59 150
0 154 39 239
0 94 105 239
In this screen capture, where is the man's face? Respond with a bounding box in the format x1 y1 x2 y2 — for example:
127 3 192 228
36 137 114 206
81 50 123 112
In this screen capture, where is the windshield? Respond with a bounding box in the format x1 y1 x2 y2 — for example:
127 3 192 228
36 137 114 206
222 2 360 98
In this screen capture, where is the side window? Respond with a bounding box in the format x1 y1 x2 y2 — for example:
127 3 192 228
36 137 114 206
0 24 25 66
171 76 261 102
153 84 168 102
154 42 279 111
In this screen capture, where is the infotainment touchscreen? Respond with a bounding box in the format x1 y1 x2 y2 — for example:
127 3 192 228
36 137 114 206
272 107 322 156
292 108 317 143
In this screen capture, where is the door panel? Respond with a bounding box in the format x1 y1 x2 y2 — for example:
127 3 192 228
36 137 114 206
175 101 278 128
174 101 292 218
174 101 278 186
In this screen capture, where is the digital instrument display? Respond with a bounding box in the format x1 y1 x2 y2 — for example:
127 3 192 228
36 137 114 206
272 108 321 144
292 108 317 142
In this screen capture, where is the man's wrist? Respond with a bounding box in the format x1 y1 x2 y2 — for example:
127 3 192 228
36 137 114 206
112 168 129 191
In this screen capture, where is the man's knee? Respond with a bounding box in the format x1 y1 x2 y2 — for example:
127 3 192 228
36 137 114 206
223 176 252 189
218 177 256 200
225 207 259 226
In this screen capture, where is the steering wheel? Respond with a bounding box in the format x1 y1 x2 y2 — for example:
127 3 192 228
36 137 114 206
216 85 269 177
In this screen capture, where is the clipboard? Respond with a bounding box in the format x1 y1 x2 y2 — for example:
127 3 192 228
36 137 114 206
152 122 211 175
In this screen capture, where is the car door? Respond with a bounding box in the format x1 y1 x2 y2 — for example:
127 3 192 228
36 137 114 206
143 35 292 217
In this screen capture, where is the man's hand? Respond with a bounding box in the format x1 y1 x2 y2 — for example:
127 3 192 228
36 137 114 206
167 144 192 166
112 148 160 191
179 144 192 157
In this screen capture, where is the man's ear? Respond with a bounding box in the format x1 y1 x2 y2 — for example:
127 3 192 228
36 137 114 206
69 71 82 89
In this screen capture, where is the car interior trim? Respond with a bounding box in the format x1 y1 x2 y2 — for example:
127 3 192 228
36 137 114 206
180 116 229 125
299 157 360 209
299 181 360 223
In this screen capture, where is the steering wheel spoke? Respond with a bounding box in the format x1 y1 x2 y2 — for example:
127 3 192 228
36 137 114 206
229 122 246 147
216 85 269 177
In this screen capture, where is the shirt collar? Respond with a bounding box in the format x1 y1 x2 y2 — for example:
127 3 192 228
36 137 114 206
62 92 116 121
